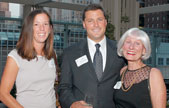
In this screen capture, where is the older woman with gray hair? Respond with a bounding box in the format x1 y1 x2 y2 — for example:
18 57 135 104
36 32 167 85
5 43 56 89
113 28 166 108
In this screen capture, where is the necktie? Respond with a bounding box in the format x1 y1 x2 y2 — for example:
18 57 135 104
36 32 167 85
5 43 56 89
93 44 103 81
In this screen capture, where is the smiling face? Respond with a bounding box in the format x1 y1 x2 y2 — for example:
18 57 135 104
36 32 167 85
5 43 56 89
122 35 146 62
33 13 51 46
83 9 107 42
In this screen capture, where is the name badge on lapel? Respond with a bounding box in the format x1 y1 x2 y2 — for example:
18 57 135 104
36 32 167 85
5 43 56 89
114 81 122 89
75 55 88 67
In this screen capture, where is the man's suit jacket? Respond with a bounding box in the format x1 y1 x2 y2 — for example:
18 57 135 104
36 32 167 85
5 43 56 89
58 38 125 108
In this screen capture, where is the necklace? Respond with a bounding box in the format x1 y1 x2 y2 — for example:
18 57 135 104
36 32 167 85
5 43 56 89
121 68 139 92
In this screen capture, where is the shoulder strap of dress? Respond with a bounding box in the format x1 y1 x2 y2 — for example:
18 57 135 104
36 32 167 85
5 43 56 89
53 52 58 67
53 51 60 81
53 51 61 107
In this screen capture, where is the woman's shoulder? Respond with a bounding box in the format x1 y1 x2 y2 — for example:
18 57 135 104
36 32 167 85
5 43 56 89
8 49 22 67
8 49 18 57
150 67 164 80
150 67 161 75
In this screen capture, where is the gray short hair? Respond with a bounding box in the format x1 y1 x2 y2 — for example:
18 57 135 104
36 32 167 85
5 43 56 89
117 28 151 60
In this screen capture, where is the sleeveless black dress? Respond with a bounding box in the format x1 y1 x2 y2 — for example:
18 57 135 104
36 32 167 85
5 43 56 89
114 65 152 108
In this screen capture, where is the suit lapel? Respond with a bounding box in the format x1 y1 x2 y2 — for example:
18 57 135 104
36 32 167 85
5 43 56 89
78 38 117 82
78 39 98 81
101 38 116 81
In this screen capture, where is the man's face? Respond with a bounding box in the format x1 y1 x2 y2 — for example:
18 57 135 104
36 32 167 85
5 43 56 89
83 9 107 42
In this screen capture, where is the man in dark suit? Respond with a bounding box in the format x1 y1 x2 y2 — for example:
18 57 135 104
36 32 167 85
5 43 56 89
58 4 125 108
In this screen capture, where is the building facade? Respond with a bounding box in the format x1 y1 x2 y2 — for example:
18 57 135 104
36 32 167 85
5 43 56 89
144 0 169 30
0 2 11 17
140 0 169 80
60 0 100 23
100 0 140 40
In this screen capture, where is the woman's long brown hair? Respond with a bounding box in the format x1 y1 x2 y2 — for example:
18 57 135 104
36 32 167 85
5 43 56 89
16 9 54 60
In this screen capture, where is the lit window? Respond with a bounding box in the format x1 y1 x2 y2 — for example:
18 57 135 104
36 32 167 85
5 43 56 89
157 17 159 20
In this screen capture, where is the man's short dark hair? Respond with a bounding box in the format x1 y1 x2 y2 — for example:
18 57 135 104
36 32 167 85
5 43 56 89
82 4 106 21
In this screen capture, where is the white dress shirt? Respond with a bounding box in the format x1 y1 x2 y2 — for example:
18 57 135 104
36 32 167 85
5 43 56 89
87 36 107 71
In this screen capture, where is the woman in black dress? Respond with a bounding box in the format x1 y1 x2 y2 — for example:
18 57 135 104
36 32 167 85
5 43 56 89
114 28 166 108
